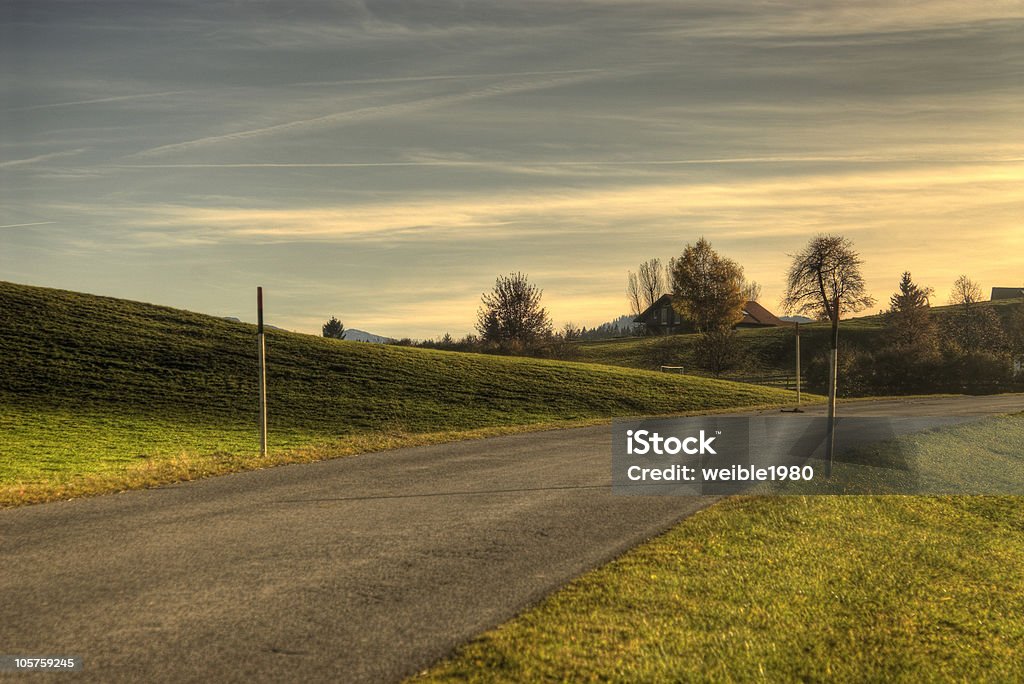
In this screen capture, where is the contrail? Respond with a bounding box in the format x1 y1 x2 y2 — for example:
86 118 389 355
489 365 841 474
0 221 56 228
126 71 617 158
8 91 191 111
0 148 87 168
288 67 607 88
113 155 1024 169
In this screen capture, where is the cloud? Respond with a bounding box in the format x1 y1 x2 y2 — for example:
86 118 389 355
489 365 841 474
0 148 87 168
101 161 1022 246
6 91 191 112
0 221 56 229
126 70 621 158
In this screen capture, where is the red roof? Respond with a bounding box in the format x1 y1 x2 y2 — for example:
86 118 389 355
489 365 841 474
740 300 784 327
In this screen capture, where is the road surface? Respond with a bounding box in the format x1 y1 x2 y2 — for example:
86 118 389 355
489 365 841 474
2 394 1021 682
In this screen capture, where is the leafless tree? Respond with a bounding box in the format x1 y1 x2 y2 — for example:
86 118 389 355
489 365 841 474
949 274 982 307
782 234 875 473
943 274 1005 353
561 322 582 341
740 278 762 302
637 258 666 310
626 271 643 316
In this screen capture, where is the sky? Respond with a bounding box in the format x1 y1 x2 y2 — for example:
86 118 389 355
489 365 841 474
2 1 1022 339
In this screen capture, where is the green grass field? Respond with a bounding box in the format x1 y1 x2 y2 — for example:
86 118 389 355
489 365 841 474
572 317 882 377
571 299 1022 384
0 281 801 505
417 414 1024 683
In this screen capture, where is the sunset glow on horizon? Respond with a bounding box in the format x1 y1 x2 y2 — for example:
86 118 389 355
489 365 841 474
2 1 1021 338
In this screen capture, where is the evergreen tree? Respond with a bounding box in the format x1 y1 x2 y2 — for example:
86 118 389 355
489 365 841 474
886 272 935 348
322 316 346 340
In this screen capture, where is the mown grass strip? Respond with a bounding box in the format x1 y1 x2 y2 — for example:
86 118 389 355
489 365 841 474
414 415 1024 682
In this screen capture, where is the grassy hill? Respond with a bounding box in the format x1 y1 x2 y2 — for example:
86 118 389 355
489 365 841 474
0 281 800 504
571 299 1023 391
571 318 884 386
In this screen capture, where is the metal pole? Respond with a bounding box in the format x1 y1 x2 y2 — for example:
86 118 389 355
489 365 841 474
795 322 802 410
257 286 267 457
825 315 839 477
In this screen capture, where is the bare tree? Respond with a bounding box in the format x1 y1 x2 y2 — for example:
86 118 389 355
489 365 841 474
476 272 553 348
637 258 666 310
949 274 982 307
626 271 643 317
561 322 582 341
782 234 875 473
740 278 762 302
942 274 1005 353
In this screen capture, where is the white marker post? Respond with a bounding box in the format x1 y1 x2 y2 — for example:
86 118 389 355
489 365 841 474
257 286 267 457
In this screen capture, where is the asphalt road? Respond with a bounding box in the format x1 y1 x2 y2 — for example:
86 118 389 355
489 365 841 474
2 394 1021 682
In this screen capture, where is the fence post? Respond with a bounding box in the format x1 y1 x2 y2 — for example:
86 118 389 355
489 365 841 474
257 287 267 457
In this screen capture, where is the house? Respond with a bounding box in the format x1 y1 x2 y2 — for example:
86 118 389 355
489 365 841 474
634 295 783 334
633 294 690 335
991 287 1024 301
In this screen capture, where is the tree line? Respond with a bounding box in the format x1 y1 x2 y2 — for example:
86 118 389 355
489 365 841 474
807 272 1024 395
317 234 1023 395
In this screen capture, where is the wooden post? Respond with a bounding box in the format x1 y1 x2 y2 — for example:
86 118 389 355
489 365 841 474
257 286 267 457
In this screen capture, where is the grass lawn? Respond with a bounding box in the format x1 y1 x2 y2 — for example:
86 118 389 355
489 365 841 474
0 281 805 506
416 414 1024 682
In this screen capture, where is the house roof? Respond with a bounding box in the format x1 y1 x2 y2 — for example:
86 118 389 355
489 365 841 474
991 287 1024 301
740 300 785 327
633 294 673 323
633 296 784 327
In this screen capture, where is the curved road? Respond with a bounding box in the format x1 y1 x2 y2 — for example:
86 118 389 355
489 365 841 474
2 394 1021 682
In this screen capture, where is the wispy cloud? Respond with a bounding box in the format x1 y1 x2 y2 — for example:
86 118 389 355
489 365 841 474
288 67 609 88
126 70 622 158
112 153 1024 170
6 91 191 112
0 148 87 168
109 162 1024 244
3 1 1022 337
0 221 56 229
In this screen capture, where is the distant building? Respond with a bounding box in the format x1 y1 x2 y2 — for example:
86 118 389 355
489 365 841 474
991 287 1024 301
634 295 690 335
737 301 786 328
633 295 783 335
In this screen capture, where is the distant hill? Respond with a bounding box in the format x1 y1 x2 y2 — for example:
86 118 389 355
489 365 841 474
343 328 393 344
580 314 641 340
